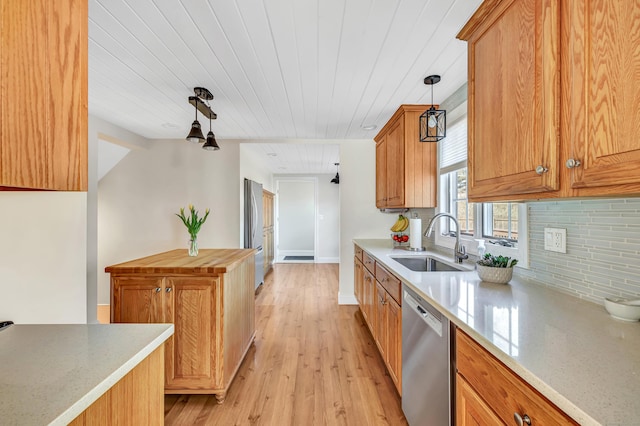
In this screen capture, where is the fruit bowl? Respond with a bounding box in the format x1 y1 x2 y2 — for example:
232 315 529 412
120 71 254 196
391 232 409 247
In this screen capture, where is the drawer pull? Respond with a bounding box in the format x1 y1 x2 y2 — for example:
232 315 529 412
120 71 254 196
535 165 548 175
514 413 531 426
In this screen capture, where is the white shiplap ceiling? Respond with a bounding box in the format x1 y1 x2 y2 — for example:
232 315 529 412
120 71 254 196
243 143 340 174
88 0 482 143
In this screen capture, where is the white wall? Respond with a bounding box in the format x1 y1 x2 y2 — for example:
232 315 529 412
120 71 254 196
317 174 340 262
97 139 241 304
277 180 315 254
338 140 393 304
273 174 340 263
0 192 87 323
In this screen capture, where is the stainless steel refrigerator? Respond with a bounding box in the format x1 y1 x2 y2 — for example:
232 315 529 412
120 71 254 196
244 178 264 290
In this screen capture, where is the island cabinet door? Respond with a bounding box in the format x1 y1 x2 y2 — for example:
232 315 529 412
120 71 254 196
164 277 218 390
111 277 164 323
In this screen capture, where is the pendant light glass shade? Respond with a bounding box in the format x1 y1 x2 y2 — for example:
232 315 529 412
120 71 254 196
186 101 205 143
419 75 446 142
203 131 220 151
202 116 220 151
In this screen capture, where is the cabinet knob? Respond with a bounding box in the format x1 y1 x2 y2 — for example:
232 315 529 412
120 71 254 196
565 158 581 169
155 287 162 293
166 287 172 293
514 413 531 426
535 165 548 175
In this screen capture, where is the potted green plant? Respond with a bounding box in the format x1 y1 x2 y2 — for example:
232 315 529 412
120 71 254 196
476 253 518 284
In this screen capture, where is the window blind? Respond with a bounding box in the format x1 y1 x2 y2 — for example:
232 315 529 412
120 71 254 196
439 116 467 174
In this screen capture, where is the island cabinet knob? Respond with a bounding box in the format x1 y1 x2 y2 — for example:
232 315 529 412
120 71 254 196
535 165 548 175
566 158 582 169
166 287 172 293
155 287 162 293
514 413 531 426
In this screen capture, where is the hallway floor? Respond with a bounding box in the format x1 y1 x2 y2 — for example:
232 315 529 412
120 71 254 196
164 263 407 425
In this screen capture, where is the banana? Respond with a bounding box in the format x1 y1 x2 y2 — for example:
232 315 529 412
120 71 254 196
390 214 408 232
399 216 409 232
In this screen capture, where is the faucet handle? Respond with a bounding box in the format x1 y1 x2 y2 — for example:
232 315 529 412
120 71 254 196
456 245 468 263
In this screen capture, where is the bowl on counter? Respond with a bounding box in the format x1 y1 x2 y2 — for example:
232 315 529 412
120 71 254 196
604 298 640 322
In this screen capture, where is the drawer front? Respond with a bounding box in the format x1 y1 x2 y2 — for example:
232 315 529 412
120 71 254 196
354 244 363 262
363 252 375 273
456 330 577 426
374 263 401 305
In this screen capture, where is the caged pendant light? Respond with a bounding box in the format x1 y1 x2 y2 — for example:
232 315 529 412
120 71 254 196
419 75 446 142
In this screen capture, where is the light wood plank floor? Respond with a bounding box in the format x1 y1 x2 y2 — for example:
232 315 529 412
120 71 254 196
164 263 408 425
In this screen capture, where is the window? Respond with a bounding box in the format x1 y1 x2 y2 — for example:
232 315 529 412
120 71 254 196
434 96 528 267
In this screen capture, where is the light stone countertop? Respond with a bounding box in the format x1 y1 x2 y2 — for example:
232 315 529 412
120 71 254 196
355 239 640 426
0 323 174 425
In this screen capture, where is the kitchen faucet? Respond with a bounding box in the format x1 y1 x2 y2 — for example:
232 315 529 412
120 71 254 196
424 212 468 263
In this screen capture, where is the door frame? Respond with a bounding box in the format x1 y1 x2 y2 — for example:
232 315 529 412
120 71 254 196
274 177 318 263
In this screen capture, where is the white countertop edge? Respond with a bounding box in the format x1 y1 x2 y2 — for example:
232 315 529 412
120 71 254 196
354 239 599 426
50 324 174 426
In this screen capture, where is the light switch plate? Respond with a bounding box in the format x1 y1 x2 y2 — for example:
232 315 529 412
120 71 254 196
544 228 567 253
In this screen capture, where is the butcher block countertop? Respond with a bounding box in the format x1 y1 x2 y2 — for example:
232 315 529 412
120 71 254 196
105 248 256 275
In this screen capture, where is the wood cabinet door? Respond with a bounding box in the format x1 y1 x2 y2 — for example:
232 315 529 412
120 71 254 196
354 257 363 306
462 0 560 200
456 374 505 426
385 118 405 207
362 268 374 326
111 277 164 323
386 295 402 395
375 138 387 207
0 0 87 190
567 0 640 194
374 282 387 361
164 277 217 390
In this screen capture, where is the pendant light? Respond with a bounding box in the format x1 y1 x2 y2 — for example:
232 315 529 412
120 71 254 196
186 98 205 143
203 116 220 151
419 75 446 142
330 163 340 184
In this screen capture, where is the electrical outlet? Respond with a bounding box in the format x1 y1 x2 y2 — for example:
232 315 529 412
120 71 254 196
544 228 567 253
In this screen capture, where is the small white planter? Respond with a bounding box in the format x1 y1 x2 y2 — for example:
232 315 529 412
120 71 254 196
477 265 514 284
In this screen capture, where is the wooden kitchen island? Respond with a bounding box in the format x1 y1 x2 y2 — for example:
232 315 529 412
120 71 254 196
106 248 256 403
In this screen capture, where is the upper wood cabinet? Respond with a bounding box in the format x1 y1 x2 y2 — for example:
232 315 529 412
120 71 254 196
0 0 87 191
566 0 640 196
458 0 640 201
374 105 437 209
457 0 561 201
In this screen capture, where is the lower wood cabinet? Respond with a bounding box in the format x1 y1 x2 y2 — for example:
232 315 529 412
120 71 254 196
353 244 402 395
69 346 164 425
456 374 504 426
456 329 576 425
109 249 256 403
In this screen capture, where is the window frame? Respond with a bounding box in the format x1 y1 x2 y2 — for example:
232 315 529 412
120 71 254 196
435 167 529 269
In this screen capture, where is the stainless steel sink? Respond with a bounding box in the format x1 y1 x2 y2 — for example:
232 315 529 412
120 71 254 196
390 256 463 272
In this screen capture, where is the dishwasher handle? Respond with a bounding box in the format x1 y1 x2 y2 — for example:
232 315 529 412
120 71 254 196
405 291 443 337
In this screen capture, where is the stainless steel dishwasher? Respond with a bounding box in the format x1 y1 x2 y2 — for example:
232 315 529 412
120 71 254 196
402 285 451 426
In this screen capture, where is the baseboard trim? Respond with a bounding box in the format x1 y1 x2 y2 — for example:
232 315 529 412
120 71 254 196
316 257 339 263
338 293 358 305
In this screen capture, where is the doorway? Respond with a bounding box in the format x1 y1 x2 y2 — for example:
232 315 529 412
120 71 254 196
275 178 317 263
